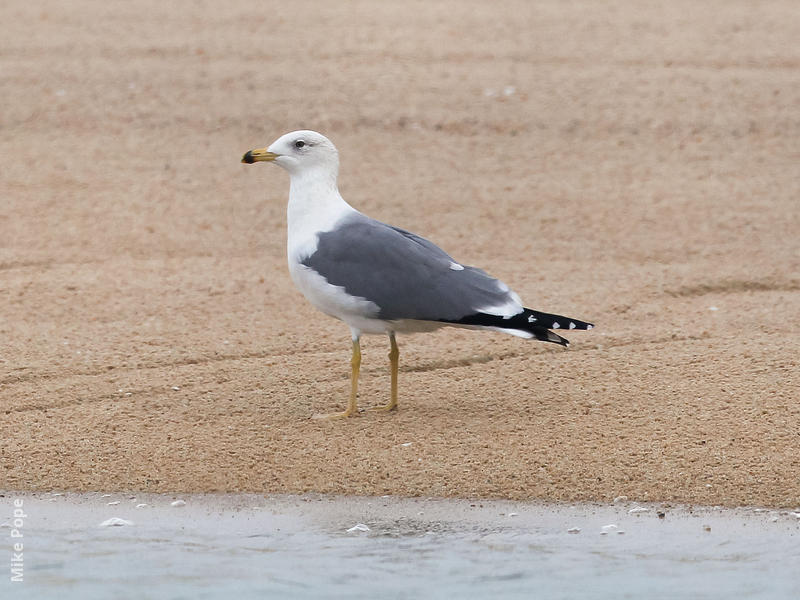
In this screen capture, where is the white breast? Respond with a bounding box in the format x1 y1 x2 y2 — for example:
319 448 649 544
288 261 380 322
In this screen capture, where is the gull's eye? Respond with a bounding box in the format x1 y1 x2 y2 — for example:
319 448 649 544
294 140 306 149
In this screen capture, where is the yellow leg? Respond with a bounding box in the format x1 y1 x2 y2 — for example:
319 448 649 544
370 332 399 412
313 338 360 419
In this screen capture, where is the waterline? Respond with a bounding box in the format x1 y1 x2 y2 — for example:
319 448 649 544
2 493 798 599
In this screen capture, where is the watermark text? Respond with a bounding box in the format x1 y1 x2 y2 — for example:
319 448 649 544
9 498 25 582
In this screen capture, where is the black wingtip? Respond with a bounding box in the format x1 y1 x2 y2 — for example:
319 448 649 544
542 329 570 346
438 307 593 347
526 309 594 332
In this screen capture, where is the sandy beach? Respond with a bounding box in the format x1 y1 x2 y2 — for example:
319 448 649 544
1 1 799 507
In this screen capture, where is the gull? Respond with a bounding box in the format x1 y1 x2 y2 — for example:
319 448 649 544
242 131 592 418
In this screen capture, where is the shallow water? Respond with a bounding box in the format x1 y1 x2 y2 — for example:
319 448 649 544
2 493 798 599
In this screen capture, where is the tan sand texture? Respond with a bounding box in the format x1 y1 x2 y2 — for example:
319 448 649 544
1 1 799 507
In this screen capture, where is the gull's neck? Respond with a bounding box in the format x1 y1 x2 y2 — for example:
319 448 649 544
286 167 357 262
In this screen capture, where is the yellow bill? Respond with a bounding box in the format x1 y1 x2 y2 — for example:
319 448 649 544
242 148 279 164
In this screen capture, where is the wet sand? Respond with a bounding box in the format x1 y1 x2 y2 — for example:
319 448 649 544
1 1 800 507
4 491 800 543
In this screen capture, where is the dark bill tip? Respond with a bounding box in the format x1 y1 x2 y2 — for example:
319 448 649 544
241 150 255 164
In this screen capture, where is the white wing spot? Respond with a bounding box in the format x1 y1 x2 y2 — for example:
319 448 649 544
527 315 537 323
587 324 593 330
449 262 464 271
552 322 560 329
569 322 576 329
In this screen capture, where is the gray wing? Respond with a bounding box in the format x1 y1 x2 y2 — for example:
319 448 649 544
301 213 519 321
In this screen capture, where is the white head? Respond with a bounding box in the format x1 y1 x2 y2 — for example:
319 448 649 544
242 130 339 179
